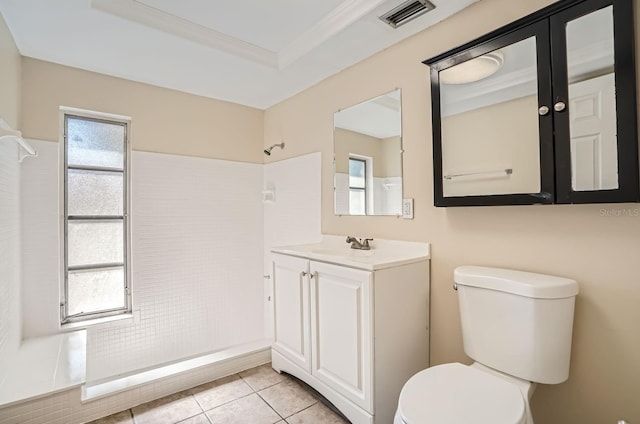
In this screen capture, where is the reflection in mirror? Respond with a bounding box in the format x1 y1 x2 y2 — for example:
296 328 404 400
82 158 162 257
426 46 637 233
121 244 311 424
440 37 541 197
334 89 403 216
566 6 617 191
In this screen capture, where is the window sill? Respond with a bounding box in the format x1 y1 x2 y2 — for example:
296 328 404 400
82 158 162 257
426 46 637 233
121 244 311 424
61 311 138 331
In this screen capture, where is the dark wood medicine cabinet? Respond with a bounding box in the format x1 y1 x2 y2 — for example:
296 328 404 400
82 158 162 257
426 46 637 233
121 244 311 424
424 0 638 207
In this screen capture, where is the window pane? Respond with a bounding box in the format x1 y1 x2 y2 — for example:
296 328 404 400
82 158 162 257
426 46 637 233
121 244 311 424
68 169 123 216
67 267 125 315
349 159 365 188
67 117 125 169
349 189 366 215
68 221 123 267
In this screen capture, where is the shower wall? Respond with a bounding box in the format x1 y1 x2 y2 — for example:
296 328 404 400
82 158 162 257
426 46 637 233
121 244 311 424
263 152 322 337
19 141 266 380
0 140 21 386
0 12 21 386
87 151 266 380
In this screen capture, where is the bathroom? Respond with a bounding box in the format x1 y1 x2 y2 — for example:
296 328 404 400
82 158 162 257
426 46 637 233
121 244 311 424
0 0 639 423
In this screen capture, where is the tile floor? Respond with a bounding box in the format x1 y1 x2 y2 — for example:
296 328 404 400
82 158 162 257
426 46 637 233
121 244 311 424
88 364 350 424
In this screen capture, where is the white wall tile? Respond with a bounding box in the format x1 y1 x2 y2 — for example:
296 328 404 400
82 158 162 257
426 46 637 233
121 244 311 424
12 148 323 413
262 152 322 338
0 140 21 384
86 151 265 381
20 140 60 337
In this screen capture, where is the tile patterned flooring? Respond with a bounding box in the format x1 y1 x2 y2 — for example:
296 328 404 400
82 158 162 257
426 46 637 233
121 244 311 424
88 364 350 424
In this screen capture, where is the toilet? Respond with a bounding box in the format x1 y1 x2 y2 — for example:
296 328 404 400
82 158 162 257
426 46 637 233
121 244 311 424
395 266 579 424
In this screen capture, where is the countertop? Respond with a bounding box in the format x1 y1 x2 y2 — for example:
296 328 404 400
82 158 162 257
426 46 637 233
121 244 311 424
271 235 430 271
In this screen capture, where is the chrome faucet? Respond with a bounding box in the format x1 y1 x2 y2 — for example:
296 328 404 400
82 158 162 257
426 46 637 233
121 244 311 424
346 236 373 250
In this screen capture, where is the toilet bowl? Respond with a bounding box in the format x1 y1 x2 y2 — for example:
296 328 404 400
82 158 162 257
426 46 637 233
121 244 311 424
394 363 535 424
394 266 578 424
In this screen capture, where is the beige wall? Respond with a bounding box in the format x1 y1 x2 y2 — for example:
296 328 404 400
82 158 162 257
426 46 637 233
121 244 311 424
0 13 21 128
21 58 264 163
264 0 640 422
335 129 401 177
380 135 402 177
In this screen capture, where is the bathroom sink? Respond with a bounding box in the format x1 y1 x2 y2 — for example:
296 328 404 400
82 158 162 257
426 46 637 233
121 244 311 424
311 247 375 257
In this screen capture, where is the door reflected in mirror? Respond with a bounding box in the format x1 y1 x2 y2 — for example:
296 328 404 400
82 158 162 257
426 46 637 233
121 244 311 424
566 6 617 191
333 89 403 216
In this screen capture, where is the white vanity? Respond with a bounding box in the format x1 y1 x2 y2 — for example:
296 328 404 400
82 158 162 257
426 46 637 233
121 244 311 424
270 236 430 424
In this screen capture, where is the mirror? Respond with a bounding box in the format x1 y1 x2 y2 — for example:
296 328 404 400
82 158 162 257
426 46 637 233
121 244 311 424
439 36 542 198
566 6 617 191
333 89 403 216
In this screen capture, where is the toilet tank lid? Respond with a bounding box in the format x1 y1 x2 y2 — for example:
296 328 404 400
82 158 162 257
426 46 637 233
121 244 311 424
454 266 578 299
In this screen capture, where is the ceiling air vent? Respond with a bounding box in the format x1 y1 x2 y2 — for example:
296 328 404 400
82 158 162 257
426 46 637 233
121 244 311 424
379 0 436 28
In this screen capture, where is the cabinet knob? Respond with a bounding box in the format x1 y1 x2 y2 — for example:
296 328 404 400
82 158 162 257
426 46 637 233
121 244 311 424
538 105 550 116
554 101 566 112
300 271 308 278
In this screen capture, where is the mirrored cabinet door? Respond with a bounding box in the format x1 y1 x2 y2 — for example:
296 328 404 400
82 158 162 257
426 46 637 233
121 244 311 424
551 0 639 203
431 21 555 206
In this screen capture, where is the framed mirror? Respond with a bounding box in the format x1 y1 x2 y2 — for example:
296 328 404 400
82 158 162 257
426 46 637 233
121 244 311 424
333 89 403 216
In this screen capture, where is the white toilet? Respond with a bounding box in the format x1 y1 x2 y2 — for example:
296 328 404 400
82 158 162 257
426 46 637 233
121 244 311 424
395 266 579 424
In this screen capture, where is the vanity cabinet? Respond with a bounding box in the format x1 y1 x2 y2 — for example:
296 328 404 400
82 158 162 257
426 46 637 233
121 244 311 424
270 243 429 424
425 0 638 207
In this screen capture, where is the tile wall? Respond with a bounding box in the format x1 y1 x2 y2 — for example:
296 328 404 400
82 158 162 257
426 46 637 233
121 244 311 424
86 151 266 381
262 152 322 338
0 139 21 385
2 148 322 422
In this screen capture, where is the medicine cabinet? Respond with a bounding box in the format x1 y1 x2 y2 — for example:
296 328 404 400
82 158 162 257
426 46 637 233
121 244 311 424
424 0 638 207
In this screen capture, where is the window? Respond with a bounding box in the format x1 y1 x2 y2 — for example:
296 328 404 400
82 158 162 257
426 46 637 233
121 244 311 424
349 157 367 215
61 112 131 324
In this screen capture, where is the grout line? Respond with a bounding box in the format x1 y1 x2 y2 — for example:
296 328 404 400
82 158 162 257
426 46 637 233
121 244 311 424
282 401 320 420
192 375 262 414
100 365 333 424
255 385 287 420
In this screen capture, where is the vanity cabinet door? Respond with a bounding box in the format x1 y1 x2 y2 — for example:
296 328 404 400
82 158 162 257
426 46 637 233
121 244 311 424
272 254 311 373
309 261 373 413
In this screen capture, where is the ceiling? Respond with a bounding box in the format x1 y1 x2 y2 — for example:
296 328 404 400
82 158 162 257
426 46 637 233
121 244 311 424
0 0 478 109
334 89 401 139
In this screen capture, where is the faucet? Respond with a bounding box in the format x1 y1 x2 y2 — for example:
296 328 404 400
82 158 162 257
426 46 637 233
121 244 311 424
346 236 373 250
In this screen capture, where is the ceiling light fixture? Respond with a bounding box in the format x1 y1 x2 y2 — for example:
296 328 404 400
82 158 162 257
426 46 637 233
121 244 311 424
439 51 504 84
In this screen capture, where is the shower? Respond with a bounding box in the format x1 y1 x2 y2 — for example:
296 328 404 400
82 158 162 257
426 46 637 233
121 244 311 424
264 142 285 156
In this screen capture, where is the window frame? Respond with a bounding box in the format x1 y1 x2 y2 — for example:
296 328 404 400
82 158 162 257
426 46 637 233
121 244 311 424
59 107 132 325
348 157 368 215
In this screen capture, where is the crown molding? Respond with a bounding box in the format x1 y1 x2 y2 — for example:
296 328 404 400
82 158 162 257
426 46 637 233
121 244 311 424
92 0 415 71
277 0 389 69
91 0 279 69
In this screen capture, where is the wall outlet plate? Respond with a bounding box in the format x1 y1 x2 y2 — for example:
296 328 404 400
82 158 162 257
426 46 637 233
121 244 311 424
402 198 414 219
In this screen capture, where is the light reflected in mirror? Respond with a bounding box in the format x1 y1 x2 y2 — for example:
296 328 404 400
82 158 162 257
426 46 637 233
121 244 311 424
440 37 541 197
333 89 403 216
567 6 617 191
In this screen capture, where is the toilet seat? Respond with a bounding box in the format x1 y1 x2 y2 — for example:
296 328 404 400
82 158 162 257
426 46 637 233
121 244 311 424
397 363 526 424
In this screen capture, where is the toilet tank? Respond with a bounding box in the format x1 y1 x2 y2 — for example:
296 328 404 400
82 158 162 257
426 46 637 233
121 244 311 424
454 266 578 384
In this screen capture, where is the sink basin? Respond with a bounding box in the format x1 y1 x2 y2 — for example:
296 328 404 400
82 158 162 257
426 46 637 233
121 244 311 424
311 247 375 257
